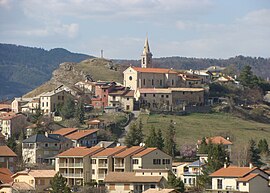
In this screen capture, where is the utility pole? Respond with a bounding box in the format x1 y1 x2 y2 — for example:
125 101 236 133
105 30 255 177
101 49 104 58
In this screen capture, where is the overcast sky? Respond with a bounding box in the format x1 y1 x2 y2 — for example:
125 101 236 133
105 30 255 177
0 0 270 59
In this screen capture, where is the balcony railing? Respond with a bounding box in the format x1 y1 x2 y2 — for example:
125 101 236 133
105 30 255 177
98 173 106 179
98 163 108 167
59 163 83 168
114 163 125 167
62 173 84 178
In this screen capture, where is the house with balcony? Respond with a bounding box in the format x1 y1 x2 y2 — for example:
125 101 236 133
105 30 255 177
65 129 99 147
104 172 167 193
172 162 189 178
113 146 145 172
55 146 104 186
22 133 72 165
182 160 205 187
11 169 56 193
86 119 105 129
132 148 172 171
0 112 27 140
91 146 127 182
208 165 270 193
0 145 17 173
108 89 135 111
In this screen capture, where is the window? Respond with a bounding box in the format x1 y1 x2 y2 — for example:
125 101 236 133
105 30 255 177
144 93 147 97
109 184 115 190
183 92 185 95
91 159 97 164
243 182 246 186
129 76 132 81
161 95 164 98
189 178 191 184
217 179 222 189
153 159 161 165
46 102 48 107
184 179 186 184
150 184 155 188
127 97 129 101
45 143 48 147
162 159 170 165
62 96 64 100
172 79 174 85
0 158 4 162
133 159 139 164
152 79 154 85
55 143 57 146
166 95 169 98
9 157 14 162
92 169 95 174
143 57 145 64
153 94 155 97
143 79 146 85
160 80 162 86
42 102 44 107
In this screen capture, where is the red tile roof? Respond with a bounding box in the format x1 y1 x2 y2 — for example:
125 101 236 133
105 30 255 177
12 170 56 178
52 128 78 136
114 146 145 158
133 148 157 157
57 146 104 157
65 129 99 140
92 146 127 157
237 173 261 182
0 168 13 183
210 166 256 177
198 136 233 145
0 145 17 157
132 67 178 74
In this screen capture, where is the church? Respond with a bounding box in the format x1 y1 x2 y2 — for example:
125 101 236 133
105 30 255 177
123 37 205 111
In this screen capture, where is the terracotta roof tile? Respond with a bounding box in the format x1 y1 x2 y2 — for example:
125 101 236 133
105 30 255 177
210 166 256 177
92 146 127 157
104 172 163 183
52 128 78 136
143 189 179 193
13 170 56 178
0 145 17 157
0 168 13 183
0 182 35 191
114 146 145 158
65 129 99 140
132 67 178 74
237 173 261 182
133 148 157 157
57 146 104 157
198 136 232 145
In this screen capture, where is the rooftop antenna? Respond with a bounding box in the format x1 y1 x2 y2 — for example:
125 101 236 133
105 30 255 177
101 49 104 58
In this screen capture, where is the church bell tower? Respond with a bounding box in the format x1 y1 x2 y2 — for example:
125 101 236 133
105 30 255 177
141 36 153 68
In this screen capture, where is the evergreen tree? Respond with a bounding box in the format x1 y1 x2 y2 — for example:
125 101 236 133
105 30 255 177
50 172 71 193
239 65 255 87
247 139 263 167
75 99 85 124
258 139 269 155
198 137 208 154
60 96 75 119
7 136 17 152
145 126 157 148
156 128 164 150
125 123 143 147
167 171 185 193
164 120 176 157
198 144 229 189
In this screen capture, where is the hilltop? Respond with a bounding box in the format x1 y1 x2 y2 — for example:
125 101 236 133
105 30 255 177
0 43 91 99
24 58 127 98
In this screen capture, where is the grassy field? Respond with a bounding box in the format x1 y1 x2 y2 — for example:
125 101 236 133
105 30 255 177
138 113 270 149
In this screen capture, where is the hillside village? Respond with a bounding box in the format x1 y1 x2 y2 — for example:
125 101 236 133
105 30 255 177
1 38 270 193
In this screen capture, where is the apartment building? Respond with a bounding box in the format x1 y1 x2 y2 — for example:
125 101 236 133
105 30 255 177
12 169 56 193
55 146 104 186
132 148 172 170
0 112 27 139
108 90 135 111
91 146 127 182
209 165 270 193
113 146 145 172
104 172 166 193
136 88 205 110
22 133 72 164
0 145 17 173
40 89 72 115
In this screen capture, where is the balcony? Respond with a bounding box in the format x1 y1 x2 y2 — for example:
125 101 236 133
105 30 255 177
62 173 84 178
114 163 125 168
59 163 83 168
98 173 106 179
98 163 108 167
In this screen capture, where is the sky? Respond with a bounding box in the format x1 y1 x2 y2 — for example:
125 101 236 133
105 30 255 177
0 0 270 59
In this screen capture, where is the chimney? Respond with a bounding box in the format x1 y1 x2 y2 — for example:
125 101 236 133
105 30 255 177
226 136 230 141
224 163 228 168
249 163 253 169
100 142 104 148
45 132 48 137
116 143 121 147
76 143 80 147
139 143 145 147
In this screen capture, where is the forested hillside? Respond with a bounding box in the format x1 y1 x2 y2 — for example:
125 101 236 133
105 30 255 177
0 44 91 99
115 56 270 79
